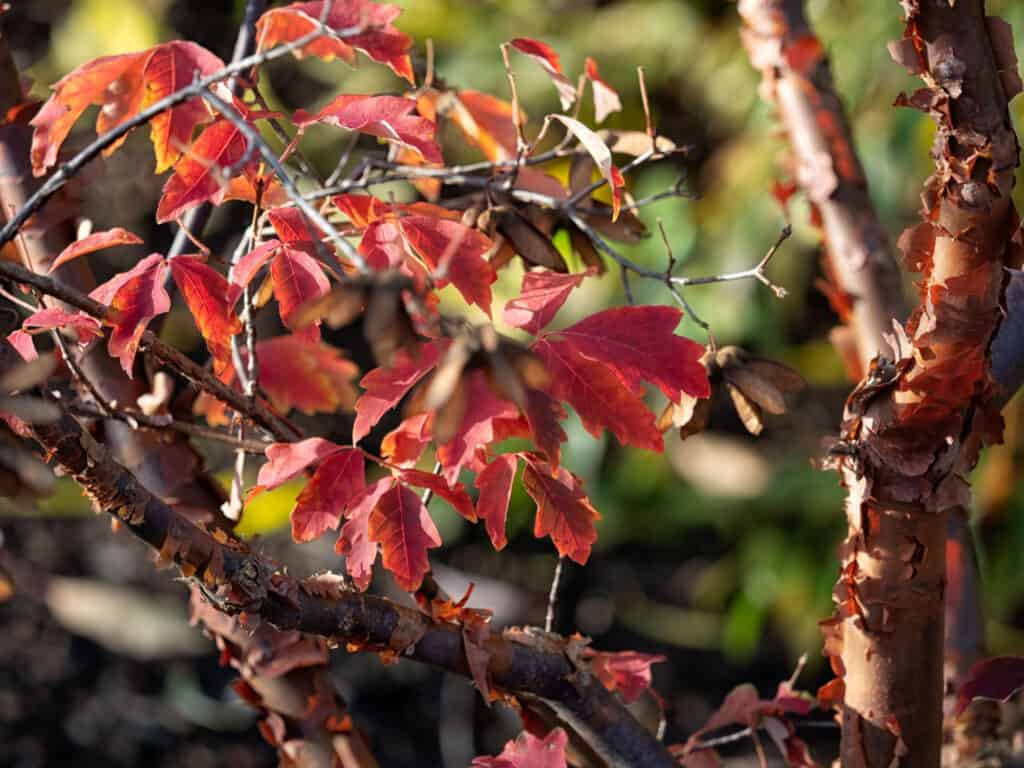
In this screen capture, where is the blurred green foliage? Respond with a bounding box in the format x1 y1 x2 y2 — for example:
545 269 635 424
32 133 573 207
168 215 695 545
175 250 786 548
18 0 1024 671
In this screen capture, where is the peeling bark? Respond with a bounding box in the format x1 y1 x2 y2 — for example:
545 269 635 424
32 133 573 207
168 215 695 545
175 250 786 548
738 0 906 374
822 3 1021 768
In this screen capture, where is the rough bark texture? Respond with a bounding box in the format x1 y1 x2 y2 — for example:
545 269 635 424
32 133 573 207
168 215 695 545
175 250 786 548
737 0 1006 747
821 3 1021 768
738 0 906 374
29 414 675 768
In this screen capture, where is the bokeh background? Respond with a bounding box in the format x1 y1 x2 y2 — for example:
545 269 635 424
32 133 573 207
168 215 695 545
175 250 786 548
4 1 1024 766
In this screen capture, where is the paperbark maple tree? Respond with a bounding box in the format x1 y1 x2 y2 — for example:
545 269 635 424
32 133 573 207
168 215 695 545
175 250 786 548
1 1 1022 767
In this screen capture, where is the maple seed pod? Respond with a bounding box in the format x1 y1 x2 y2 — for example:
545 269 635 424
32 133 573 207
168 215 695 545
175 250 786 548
497 210 568 273
715 346 806 436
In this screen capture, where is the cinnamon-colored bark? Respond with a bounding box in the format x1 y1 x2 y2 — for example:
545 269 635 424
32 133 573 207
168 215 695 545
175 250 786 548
822 3 1021 767
738 0 906 374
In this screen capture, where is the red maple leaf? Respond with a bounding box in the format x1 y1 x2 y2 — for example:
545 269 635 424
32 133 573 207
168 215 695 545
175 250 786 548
141 41 223 172
170 255 242 378
29 42 225 176
255 438 346 492
6 307 103 362
156 104 277 223
292 448 365 542
503 269 592 336
204 337 360 425
471 727 569 768
353 342 442 442
30 50 151 175
232 239 283 288
255 0 414 84
522 388 567 469
89 253 170 376
295 94 442 163
436 370 521 482
369 483 441 592
529 306 708 451
400 215 496 314
50 228 143 272
398 467 476 522
521 453 599 564
256 336 359 415
534 336 663 450
334 195 497 313
381 412 432 467
271 244 330 340
474 454 518 551
336 476 395 590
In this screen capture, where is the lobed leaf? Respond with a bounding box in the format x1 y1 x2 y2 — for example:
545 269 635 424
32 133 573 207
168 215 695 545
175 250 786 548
30 50 151 175
170 255 242 378
291 448 365 542
550 115 624 220
474 454 518 551
522 453 599 564
256 438 345 492
471 727 569 768
6 308 103 362
584 649 666 704
504 269 591 336
89 253 170 376
141 41 224 172
353 341 442 443
156 116 249 223
336 476 395 590
369 483 441 592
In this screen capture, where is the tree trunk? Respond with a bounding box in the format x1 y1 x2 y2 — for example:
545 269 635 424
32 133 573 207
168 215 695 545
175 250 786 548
824 3 1021 767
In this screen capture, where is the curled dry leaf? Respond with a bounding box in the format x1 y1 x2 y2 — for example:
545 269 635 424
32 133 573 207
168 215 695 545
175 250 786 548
669 346 805 439
584 57 622 124
549 115 624 220
509 38 577 110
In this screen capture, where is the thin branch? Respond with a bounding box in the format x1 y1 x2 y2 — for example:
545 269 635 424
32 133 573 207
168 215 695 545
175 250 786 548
544 556 564 633
66 400 270 452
